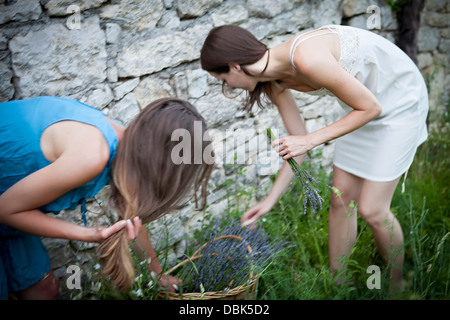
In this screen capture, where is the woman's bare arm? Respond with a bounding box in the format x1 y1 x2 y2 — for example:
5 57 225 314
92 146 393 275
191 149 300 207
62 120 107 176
241 85 307 226
0 136 127 242
274 46 381 159
265 85 308 204
132 225 181 292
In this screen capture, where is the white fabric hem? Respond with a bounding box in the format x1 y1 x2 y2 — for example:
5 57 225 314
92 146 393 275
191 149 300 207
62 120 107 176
332 161 407 183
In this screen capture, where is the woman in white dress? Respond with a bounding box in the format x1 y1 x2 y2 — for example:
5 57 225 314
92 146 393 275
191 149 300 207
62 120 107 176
200 24 428 291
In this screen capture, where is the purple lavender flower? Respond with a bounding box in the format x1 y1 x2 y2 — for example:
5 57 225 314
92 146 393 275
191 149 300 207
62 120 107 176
267 128 325 214
175 219 291 293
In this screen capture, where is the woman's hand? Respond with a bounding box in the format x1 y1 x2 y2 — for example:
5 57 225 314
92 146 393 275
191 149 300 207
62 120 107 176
241 198 274 229
272 135 315 160
157 274 183 293
93 216 142 243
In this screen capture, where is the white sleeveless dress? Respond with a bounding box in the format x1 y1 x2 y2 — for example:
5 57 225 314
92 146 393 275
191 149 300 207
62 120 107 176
288 25 429 182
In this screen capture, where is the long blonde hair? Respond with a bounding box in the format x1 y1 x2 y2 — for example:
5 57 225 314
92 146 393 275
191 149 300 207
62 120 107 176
97 98 214 291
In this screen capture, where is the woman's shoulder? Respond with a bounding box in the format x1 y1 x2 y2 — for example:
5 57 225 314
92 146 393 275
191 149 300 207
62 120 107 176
41 120 111 173
287 28 340 71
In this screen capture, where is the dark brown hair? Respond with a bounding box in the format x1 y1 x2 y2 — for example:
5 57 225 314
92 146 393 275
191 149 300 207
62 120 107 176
200 25 272 111
97 98 214 291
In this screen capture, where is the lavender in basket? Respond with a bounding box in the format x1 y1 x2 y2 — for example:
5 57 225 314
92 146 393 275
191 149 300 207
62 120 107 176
267 128 324 214
175 219 291 294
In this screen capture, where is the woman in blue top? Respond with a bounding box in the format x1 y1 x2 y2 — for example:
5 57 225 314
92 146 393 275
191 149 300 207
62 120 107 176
0 96 214 299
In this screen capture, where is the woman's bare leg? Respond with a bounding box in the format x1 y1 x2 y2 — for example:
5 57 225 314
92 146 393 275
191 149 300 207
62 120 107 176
14 270 59 300
328 166 362 281
358 177 404 292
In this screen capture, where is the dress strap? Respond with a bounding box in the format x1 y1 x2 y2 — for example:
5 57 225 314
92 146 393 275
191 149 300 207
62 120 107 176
401 169 408 194
289 26 338 71
79 198 87 226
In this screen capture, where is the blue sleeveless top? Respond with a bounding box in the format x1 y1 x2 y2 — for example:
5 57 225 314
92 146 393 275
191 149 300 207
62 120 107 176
0 96 118 221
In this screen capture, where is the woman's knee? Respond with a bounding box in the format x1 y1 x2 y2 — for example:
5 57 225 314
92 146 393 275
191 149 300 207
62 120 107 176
358 201 390 227
330 166 362 215
329 192 346 216
16 270 60 300
41 271 60 300
358 178 400 227
329 187 359 216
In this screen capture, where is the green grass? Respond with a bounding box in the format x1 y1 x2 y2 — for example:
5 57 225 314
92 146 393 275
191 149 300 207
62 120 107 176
251 122 449 300
85 118 449 300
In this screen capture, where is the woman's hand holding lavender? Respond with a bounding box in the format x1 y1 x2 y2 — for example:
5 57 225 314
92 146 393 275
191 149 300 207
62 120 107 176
267 129 324 214
272 134 315 159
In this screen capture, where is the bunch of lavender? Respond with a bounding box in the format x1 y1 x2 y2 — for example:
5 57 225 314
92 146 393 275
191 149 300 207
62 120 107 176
175 219 291 294
267 128 324 214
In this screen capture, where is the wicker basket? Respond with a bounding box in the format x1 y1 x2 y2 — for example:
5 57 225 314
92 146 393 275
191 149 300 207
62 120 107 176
157 235 258 300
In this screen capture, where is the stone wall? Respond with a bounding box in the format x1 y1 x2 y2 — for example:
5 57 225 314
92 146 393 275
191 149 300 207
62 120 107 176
416 0 450 127
0 0 447 299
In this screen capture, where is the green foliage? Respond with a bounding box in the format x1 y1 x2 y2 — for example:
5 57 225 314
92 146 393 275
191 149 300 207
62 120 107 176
386 0 409 12
88 119 449 300
255 122 449 300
